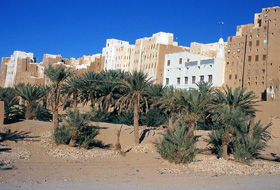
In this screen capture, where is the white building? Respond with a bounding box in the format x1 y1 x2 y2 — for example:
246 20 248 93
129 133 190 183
4 51 35 87
102 39 131 70
163 38 225 89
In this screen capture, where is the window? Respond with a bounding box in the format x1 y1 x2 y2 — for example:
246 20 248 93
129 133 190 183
263 55 266 60
262 69 265 73
187 58 190 62
229 74 232 80
248 56 252 62
167 60 170 66
255 55 259 61
184 77 188 84
227 62 229 66
263 40 267 45
208 75 212 83
179 58 182 64
166 78 169 85
235 74 237 79
177 77 181 85
256 40 259 46
249 41 252 46
192 76 196 84
200 75 204 82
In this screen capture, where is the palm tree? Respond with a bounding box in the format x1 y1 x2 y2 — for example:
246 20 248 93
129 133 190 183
0 87 22 121
14 83 46 120
41 85 51 109
178 88 215 139
215 85 258 139
146 84 166 107
80 71 100 108
153 86 180 130
212 105 248 160
44 64 72 127
61 75 82 109
97 70 125 112
117 71 154 145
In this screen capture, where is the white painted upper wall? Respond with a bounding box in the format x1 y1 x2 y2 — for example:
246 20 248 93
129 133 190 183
163 38 225 89
4 51 34 87
102 39 131 70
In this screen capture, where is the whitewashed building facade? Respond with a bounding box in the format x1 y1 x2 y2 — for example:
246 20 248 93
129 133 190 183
163 38 225 89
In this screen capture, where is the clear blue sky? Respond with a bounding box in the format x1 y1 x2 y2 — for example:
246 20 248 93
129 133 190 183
0 0 278 62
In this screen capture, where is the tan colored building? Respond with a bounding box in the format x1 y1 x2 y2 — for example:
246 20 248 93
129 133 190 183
134 32 190 83
70 54 104 75
224 6 280 101
0 51 44 87
190 41 226 58
113 45 135 72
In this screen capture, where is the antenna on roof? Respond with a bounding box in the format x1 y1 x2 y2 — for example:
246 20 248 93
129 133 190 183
219 22 224 38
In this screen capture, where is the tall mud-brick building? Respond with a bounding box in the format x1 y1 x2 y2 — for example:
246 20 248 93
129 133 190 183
224 7 280 101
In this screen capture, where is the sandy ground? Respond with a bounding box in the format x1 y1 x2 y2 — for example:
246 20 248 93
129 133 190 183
1 120 280 190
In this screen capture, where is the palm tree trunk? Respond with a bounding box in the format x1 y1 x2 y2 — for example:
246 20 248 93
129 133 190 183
134 95 140 145
74 93 77 109
187 117 195 139
25 102 33 120
90 92 95 108
53 87 59 128
168 112 173 131
53 109 58 127
222 132 230 160
248 115 255 139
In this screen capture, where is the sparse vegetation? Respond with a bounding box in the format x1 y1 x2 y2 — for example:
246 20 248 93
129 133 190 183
53 109 99 149
155 122 198 164
0 69 271 165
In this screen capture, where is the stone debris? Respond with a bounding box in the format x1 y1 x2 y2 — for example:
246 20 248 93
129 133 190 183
39 131 119 159
158 154 280 175
126 143 157 153
1 147 31 161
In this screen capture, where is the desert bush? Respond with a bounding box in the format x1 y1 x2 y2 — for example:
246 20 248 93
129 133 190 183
145 107 167 127
0 87 24 123
32 103 52 121
90 108 113 123
114 109 134 126
53 125 71 145
54 109 99 149
154 123 198 164
208 109 271 164
232 121 271 164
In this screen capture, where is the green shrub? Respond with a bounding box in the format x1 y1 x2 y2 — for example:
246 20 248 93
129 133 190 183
0 87 24 123
32 103 52 121
207 129 225 158
54 109 99 149
90 108 113 122
145 107 167 127
208 120 271 164
114 109 134 125
53 125 71 145
232 122 271 164
154 124 198 164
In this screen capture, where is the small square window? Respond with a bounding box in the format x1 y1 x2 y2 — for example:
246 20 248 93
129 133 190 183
166 78 169 85
179 58 182 64
192 76 196 84
208 75 212 83
177 77 181 85
184 77 188 84
200 75 204 82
